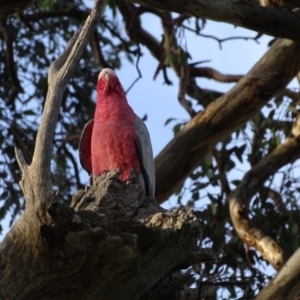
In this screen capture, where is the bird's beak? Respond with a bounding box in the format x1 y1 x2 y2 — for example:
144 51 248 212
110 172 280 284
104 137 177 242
98 68 116 82
104 72 110 82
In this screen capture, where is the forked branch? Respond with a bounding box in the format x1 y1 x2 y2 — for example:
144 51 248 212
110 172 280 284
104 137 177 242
14 0 105 215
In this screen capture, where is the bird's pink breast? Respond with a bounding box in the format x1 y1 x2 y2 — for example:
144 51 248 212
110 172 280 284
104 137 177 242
91 96 141 182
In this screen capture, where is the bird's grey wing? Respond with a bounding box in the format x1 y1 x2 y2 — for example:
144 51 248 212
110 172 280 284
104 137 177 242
133 115 155 197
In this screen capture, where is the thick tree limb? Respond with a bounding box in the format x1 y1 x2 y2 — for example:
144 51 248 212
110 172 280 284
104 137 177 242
126 0 300 42
229 115 300 270
155 39 300 202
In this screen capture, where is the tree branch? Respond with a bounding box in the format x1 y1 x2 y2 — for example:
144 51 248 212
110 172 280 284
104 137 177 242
189 67 243 83
24 0 105 214
155 39 300 202
126 0 300 42
178 66 196 118
229 114 300 270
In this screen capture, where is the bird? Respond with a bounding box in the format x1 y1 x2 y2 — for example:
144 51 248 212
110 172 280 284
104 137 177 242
79 68 155 198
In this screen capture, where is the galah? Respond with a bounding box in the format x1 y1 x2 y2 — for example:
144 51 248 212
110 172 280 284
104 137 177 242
79 68 155 197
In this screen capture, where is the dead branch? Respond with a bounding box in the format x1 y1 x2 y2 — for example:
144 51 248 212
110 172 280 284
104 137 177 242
229 114 300 270
155 38 300 203
15 0 105 218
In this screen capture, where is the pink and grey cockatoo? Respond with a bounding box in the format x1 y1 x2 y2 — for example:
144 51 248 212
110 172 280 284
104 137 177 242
79 68 155 197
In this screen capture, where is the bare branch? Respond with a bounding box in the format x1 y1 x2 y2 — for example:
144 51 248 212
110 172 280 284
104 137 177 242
229 114 300 270
183 24 261 50
125 46 142 94
178 66 196 118
186 83 224 107
126 0 300 42
29 0 105 210
189 67 243 83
